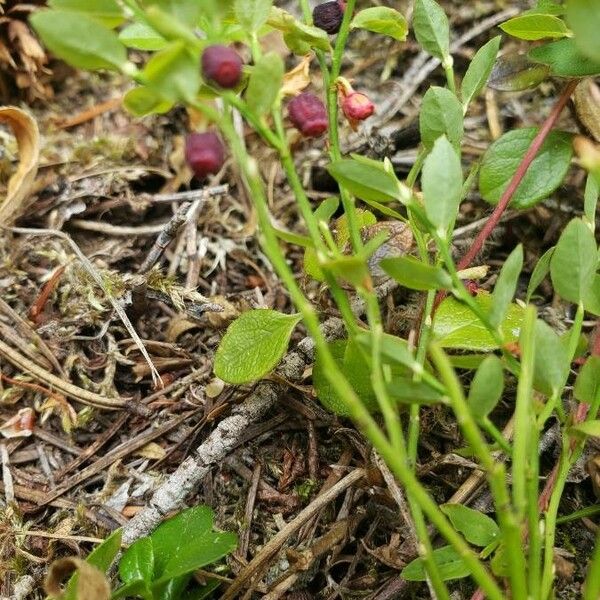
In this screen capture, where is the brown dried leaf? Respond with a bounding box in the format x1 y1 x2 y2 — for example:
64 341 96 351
281 54 312 97
0 407 35 438
44 557 110 600
0 105 40 224
574 78 600 142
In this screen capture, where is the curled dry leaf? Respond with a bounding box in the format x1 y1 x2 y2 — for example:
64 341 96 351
0 106 40 225
0 407 35 438
281 54 312 97
574 78 600 142
45 557 110 600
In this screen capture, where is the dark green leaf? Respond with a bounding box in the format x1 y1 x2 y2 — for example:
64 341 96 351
180 579 221 600
550 218 597 304
120 538 154 585
30 10 129 71
441 504 500 546
402 545 471 581
350 7 408 41
413 0 450 61
327 158 401 203
112 580 153 600
500 13 570 40
526 247 555 302
422 136 463 234
489 244 523 328
574 356 600 404
468 355 505 420
153 574 193 600
461 36 501 108
479 128 573 209
246 52 284 115
529 38 600 77
214 310 301 384
381 256 453 291
419 86 464 149
433 293 525 351
566 0 600 62
488 52 551 92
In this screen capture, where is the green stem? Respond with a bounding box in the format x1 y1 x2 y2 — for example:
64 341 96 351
583 533 600 600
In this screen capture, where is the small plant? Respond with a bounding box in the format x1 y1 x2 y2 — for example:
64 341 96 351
30 0 600 598
45 506 237 600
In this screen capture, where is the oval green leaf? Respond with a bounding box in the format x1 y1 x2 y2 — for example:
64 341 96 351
350 7 408 41
468 355 505 421
420 86 464 149
500 13 570 40
402 545 471 582
441 504 500 547
529 38 600 77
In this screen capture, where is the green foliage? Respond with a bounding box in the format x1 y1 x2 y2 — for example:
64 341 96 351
402 545 472 581
381 256 452 291
566 0 600 62
479 128 573 208
529 38 600 77
214 309 301 384
489 245 523 328
440 504 500 547
467 356 505 421
245 52 284 115
413 0 450 62
350 7 408 41
461 36 501 109
419 86 464 149
500 14 570 40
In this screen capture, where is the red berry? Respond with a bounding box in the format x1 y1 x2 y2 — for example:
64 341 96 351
342 92 375 121
313 1 345 35
185 132 225 179
201 45 243 89
287 93 328 138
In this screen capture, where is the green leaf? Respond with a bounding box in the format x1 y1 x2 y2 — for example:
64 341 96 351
381 256 453 291
433 292 525 351
245 52 284 116
150 506 237 583
422 136 463 234
112 580 153 600
488 52 551 92
153 575 193 600
30 10 129 71
461 36 501 108
566 0 600 62
584 275 600 316
327 158 401 203
413 0 450 61
570 420 600 438
419 86 464 149
214 310 301 384
402 545 471 581
550 218 598 304
479 128 573 209
48 0 124 27
141 41 200 103
526 247 555 302
350 7 408 41
529 38 600 77
358 331 418 371
119 22 167 50
386 378 446 405
268 7 331 53
584 173 599 231
123 86 173 117
441 504 500 547
313 340 379 416
120 538 154 585
500 13 570 40
574 356 600 404
533 319 569 395
146 0 204 28
468 355 505 421
234 0 272 33
489 244 523 328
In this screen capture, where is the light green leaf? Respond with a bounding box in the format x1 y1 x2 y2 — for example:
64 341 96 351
584 275 600 316
119 22 167 50
500 13 570 40
566 0 600 62
413 0 450 61
234 0 272 33
468 355 505 421
419 86 464 149
381 256 453 291
479 128 573 209
461 36 501 109
526 247 555 302
214 310 301 384
402 545 471 581
584 173 599 231
574 356 600 404
529 38 600 77
120 538 154 585
489 244 523 328
550 218 597 304
422 136 463 233
327 158 401 203
123 86 173 117
533 319 569 395
350 7 408 41
570 420 600 438
433 293 525 351
48 0 124 27
246 52 284 115
268 7 331 53
30 10 129 71
441 504 500 547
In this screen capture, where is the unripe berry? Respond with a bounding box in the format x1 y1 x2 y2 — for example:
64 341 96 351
201 45 243 89
185 132 225 179
342 92 375 121
287 92 328 138
313 1 345 35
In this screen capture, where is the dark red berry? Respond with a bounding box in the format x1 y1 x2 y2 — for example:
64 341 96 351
287 93 328 138
313 1 345 35
201 45 243 89
342 92 375 121
185 132 225 179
